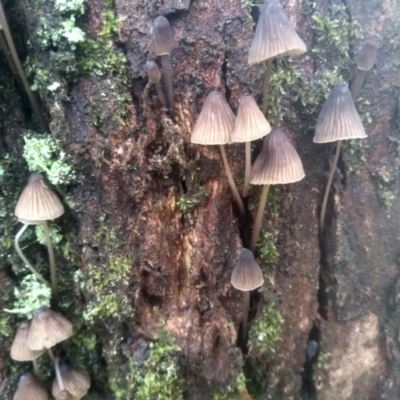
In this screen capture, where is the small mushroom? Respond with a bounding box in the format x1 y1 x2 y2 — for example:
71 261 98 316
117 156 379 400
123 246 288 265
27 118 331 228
52 362 90 399
14 173 65 295
56 390 79 400
248 0 306 115
314 82 366 230
152 16 174 118
191 90 245 214
13 372 48 400
145 60 168 109
231 95 272 197
351 35 380 99
250 128 305 251
231 248 264 342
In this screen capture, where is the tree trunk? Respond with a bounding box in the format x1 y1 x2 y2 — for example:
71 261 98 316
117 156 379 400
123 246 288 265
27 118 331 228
0 0 399 399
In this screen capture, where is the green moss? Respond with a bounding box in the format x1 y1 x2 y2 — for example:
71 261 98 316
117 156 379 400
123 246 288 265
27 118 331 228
213 372 247 400
342 139 369 175
257 232 279 285
177 187 209 213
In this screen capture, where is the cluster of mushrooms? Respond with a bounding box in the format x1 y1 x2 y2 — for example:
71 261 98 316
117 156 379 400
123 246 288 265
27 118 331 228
144 0 379 342
10 174 91 399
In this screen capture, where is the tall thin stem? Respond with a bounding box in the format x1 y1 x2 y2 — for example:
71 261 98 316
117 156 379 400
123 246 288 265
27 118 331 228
32 359 42 380
0 1 47 131
242 142 251 198
155 82 168 109
350 69 367 100
161 54 174 118
219 145 245 215
319 141 342 231
250 184 270 252
15 224 50 286
42 221 57 296
242 291 250 344
262 58 273 116
54 356 65 391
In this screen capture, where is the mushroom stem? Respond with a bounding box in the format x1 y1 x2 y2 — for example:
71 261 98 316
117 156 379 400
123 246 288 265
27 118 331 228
262 58 273 116
54 356 65 391
319 140 342 231
161 54 174 118
242 142 251 198
32 359 42 380
0 1 47 131
219 145 245 215
154 82 168 109
42 221 57 296
350 69 367 100
250 184 270 252
15 224 50 286
242 291 250 343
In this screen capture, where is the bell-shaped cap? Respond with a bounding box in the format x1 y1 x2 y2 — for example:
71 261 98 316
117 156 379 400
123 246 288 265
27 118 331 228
52 363 91 399
152 16 173 56
14 173 64 224
191 91 236 145
145 61 161 84
27 307 73 351
231 249 264 291
11 321 46 361
314 82 367 143
13 373 48 400
354 35 380 71
251 128 305 185
56 391 79 400
248 0 306 65
231 96 271 142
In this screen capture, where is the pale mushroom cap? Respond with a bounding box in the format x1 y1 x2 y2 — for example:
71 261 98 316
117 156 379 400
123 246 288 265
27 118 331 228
248 0 307 65
52 364 91 399
153 16 173 56
231 96 272 142
11 321 46 361
354 35 380 71
13 373 48 400
56 391 79 400
15 173 64 223
251 128 305 185
145 61 162 84
314 82 367 143
191 91 236 145
27 307 73 351
231 249 264 291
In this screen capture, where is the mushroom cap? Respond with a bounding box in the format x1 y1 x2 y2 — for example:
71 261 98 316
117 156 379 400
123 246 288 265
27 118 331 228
11 321 46 361
52 364 91 399
56 391 79 400
13 373 48 400
250 128 305 185
231 249 264 291
14 173 64 224
354 35 380 71
191 91 236 145
248 0 306 65
314 82 367 143
152 16 173 56
231 96 272 142
145 60 162 84
27 307 73 351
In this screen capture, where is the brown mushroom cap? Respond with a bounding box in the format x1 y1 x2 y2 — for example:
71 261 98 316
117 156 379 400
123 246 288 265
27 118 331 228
56 390 79 400
13 373 48 400
27 307 73 351
354 35 380 71
191 91 236 145
152 16 173 56
251 128 305 185
52 364 91 399
11 321 45 361
145 60 162 84
231 249 264 291
14 173 64 224
314 82 367 143
248 0 306 65
231 96 272 142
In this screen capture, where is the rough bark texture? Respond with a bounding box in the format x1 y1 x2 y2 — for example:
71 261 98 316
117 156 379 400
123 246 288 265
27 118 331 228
0 0 399 399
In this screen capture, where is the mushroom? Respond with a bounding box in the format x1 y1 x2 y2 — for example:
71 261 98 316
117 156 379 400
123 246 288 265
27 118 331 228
248 0 306 115
250 128 305 251
231 248 264 342
351 35 380 99
314 82 366 230
191 90 245 214
231 95 272 197
13 372 48 400
152 16 174 118
52 362 91 399
145 60 168 109
56 390 79 400
14 173 64 294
